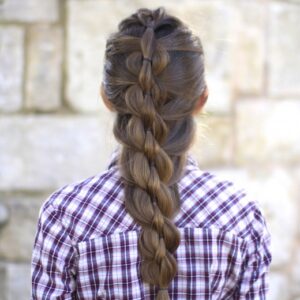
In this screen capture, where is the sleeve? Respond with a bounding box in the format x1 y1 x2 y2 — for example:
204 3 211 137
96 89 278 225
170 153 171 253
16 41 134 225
234 204 273 299
31 198 78 300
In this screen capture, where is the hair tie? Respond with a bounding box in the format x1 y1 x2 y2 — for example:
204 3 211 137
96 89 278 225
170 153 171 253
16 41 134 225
159 287 168 291
143 57 152 63
150 196 156 205
145 20 155 29
150 159 155 167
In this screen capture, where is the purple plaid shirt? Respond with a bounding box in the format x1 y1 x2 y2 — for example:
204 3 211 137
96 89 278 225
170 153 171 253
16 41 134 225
31 146 272 299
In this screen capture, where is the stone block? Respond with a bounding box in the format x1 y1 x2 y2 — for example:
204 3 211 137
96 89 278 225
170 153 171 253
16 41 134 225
0 202 9 228
236 99 300 164
0 114 117 191
231 1 265 95
66 0 122 112
0 261 31 300
0 0 59 22
268 2 300 96
66 0 237 114
0 193 46 261
291 249 300 297
268 272 290 300
190 114 233 167
25 25 63 111
0 26 24 112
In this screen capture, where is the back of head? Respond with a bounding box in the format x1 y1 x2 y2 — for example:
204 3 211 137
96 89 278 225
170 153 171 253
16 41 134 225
102 6 206 300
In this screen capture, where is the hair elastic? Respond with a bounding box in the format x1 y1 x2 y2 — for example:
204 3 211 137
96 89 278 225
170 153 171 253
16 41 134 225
159 287 168 291
146 21 155 29
143 57 152 63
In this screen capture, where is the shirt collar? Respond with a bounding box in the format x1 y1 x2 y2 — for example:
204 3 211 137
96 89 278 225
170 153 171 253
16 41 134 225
106 145 121 170
106 145 199 171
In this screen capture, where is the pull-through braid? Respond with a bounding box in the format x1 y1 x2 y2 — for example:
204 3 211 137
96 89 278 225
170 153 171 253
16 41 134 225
103 6 206 300
119 9 180 299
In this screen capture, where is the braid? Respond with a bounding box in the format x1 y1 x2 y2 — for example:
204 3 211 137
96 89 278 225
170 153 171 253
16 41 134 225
102 7 206 300
122 10 180 299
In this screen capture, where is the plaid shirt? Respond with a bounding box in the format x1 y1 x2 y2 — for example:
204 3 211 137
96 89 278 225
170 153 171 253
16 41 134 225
31 146 272 300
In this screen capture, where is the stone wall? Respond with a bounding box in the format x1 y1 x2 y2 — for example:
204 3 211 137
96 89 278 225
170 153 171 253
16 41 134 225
0 0 299 299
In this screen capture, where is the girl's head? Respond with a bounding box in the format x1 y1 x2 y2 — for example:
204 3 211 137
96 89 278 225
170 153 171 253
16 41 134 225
101 7 207 299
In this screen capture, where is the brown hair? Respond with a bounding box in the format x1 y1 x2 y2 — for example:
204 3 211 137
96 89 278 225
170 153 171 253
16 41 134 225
102 6 206 300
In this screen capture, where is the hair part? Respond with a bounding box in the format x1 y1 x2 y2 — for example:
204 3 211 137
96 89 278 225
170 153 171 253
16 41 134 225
102 6 206 300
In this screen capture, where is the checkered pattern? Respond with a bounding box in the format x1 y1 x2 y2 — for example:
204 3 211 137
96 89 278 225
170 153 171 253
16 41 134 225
31 145 272 299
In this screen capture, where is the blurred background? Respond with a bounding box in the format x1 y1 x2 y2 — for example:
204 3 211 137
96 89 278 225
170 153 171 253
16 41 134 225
0 0 299 299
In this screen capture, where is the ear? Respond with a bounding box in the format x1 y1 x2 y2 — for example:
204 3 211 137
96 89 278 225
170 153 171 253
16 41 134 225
192 86 208 115
100 82 115 112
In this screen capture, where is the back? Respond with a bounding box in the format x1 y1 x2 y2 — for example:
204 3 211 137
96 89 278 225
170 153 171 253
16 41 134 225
31 146 272 300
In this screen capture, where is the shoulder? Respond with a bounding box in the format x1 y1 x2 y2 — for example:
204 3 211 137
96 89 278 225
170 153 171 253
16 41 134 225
37 166 123 241
180 164 271 245
47 161 121 203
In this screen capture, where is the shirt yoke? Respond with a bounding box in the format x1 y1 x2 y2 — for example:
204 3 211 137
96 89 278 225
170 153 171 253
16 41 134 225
41 154 267 249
